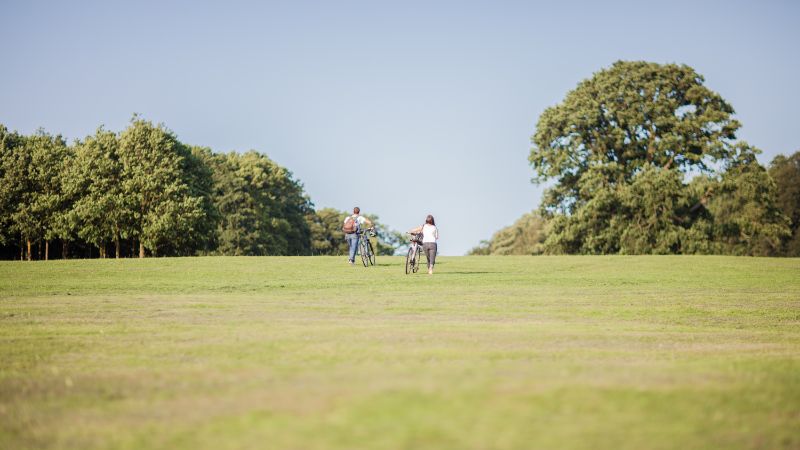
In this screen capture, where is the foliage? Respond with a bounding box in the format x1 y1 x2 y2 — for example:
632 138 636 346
529 61 788 255
769 151 800 256
698 144 791 256
117 117 206 257
531 61 739 215
306 207 350 255
64 127 130 257
204 150 313 256
166 145 219 256
0 118 335 259
0 125 26 247
0 129 70 258
468 212 547 255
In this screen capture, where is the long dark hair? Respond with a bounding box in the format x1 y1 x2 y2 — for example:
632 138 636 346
425 215 435 226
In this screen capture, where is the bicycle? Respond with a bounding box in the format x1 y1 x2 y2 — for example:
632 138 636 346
357 227 376 267
405 232 424 274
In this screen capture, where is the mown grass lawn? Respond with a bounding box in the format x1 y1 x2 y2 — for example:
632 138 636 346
1 255 798 450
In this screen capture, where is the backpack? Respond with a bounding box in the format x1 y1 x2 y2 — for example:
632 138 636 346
342 215 358 234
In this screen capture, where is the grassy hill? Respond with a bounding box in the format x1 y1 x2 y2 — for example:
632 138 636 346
1 256 798 449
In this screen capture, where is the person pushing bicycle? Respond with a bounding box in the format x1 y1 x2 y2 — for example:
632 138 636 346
408 215 439 275
342 206 373 265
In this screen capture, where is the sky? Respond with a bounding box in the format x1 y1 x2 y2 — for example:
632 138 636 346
1 0 798 255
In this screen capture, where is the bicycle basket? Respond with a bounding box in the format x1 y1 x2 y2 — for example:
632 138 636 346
410 233 423 243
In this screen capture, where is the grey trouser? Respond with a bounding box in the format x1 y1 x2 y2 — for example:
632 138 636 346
423 242 437 268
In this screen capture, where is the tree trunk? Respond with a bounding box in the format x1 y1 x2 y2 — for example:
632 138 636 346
99 245 106 259
26 240 31 261
45 241 49 261
62 241 68 259
139 242 145 258
115 229 121 259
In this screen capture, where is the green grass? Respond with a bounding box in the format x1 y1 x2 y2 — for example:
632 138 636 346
1 255 799 450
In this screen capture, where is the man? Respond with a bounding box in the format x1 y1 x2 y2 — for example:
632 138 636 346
343 206 373 265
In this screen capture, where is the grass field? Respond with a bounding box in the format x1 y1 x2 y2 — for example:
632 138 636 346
1 255 799 450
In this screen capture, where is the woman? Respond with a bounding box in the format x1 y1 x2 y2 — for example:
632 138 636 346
410 215 439 275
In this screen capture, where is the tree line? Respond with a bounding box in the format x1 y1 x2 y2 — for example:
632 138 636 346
0 116 399 260
472 61 800 257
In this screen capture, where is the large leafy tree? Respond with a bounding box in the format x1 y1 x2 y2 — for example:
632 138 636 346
3 130 70 260
701 145 790 256
0 125 25 251
237 151 312 256
211 152 258 255
206 150 313 256
529 61 763 254
118 117 205 257
178 146 221 255
65 128 131 258
769 151 800 256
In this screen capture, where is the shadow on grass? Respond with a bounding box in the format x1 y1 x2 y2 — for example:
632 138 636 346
436 271 499 275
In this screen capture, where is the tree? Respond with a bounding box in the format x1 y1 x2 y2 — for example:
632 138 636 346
306 207 350 255
151 145 220 256
701 145 790 256
614 165 700 254
181 146 221 255
3 130 70 260
468 212 547 255
0 125 25 251
207 151 313 256
769 151 800 256
530 61 745 254
0 118 332 260
65 128 131 258
118 117 205 257
50 143 78 259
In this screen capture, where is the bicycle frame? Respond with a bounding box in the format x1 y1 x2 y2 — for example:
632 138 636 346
356 228 376 267
405 233 425 274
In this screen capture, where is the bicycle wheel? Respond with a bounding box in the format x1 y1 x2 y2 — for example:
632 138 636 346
412 246 421 273
359 238 369 267
367 240 375 266
405 246 414 274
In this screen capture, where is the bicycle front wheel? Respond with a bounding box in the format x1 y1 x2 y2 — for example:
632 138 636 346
367 240 375 266
360 239 369 267
405 246 414 274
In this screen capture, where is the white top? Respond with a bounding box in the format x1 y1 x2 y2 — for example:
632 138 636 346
422 224 439 243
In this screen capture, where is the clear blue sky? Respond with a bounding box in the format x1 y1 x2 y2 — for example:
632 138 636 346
2 0 798 255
